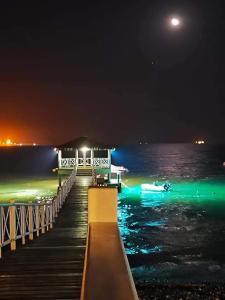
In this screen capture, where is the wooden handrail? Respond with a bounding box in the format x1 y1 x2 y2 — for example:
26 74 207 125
0 168 77 258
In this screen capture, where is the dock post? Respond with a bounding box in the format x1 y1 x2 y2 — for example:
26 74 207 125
35 206 40 237
50 203 53 229
21 206 26 244
52 198 56 220
46 205 49 232
9 200 16 251
28 202 33 240
58 175 62 188
41 205 45 234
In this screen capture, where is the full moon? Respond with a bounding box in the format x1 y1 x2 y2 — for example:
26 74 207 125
171 18 180 26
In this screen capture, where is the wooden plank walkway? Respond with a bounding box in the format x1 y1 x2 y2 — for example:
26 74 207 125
0 176 91 299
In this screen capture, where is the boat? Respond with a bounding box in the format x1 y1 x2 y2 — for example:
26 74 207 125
141 183 171 192
111 164 129 173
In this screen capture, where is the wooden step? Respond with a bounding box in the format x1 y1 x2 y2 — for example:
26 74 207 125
76 169 93 176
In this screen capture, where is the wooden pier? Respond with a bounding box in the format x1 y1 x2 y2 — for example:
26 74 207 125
0 176 91 299
0 137 138 299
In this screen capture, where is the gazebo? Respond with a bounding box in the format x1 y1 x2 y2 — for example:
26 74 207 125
56 136 115 175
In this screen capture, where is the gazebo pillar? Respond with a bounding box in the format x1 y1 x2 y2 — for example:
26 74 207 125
91 149 94 167
75 149 78 167
108 149 111 181
58 150 62 168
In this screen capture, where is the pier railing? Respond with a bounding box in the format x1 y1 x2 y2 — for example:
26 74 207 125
0 169 76 258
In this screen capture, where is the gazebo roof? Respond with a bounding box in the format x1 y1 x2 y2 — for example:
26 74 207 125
57 136 115 150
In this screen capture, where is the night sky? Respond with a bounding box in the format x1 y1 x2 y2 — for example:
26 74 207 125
0 0 224 144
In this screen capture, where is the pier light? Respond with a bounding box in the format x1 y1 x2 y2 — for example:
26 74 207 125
195 140 205 145
80 146 90 153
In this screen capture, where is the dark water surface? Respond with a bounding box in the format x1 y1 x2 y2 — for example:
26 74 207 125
1 144 225 289
0 146 57 177
113 144 225 285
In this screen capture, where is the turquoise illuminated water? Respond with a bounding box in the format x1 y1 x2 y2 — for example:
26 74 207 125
1 144 225 284
113 144 225 284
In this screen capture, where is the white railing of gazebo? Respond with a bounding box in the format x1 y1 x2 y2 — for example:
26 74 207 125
60 158 110 168
92 158 110 168
0 168 76 258
60 158 77 168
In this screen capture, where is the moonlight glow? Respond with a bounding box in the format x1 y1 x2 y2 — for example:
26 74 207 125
171 17 180 26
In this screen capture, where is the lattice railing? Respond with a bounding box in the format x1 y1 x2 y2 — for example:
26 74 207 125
60 158 110 168
92 158 110 168
0 168 76 258
60 158 76 168
77 158 91 166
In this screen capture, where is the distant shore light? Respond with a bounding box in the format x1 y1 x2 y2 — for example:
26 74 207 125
195 140 205 145
6 139 12 145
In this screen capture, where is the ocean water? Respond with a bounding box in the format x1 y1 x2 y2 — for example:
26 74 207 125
1 144 225 286
0 146 58 202
113 144 225 284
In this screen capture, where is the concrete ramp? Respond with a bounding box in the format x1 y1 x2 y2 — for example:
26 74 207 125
81 187 138 300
